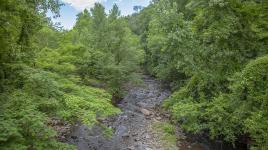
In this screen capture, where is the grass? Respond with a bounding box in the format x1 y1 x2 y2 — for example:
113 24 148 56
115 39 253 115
152 122 177 150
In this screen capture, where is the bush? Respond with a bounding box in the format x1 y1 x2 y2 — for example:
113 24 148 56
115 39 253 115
230 55 268 149
0 91 75 150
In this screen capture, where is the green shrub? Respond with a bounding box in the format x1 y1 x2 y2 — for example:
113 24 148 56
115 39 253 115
230 55 268 149
0 91 75 150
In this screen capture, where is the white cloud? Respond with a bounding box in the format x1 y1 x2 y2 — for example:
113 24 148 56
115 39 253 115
62 0 106 11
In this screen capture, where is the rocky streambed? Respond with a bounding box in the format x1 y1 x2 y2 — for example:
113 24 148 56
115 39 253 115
66 76 212 150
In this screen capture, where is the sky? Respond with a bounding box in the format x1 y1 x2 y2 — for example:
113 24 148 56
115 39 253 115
47 0 150 30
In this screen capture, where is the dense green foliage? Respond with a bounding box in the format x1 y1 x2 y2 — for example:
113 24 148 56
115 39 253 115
1 0 267 149
65 4 144 99
0 1 142 149
129 0 268 149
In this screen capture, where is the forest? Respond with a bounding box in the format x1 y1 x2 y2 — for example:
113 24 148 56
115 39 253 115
0 0 267 150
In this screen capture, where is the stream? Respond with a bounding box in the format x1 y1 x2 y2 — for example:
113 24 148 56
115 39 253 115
67 75 240 150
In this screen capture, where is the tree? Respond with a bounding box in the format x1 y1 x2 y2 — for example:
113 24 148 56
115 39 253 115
132 0 268 149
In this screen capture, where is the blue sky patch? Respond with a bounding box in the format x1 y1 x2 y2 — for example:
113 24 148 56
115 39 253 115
47 0 150 29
